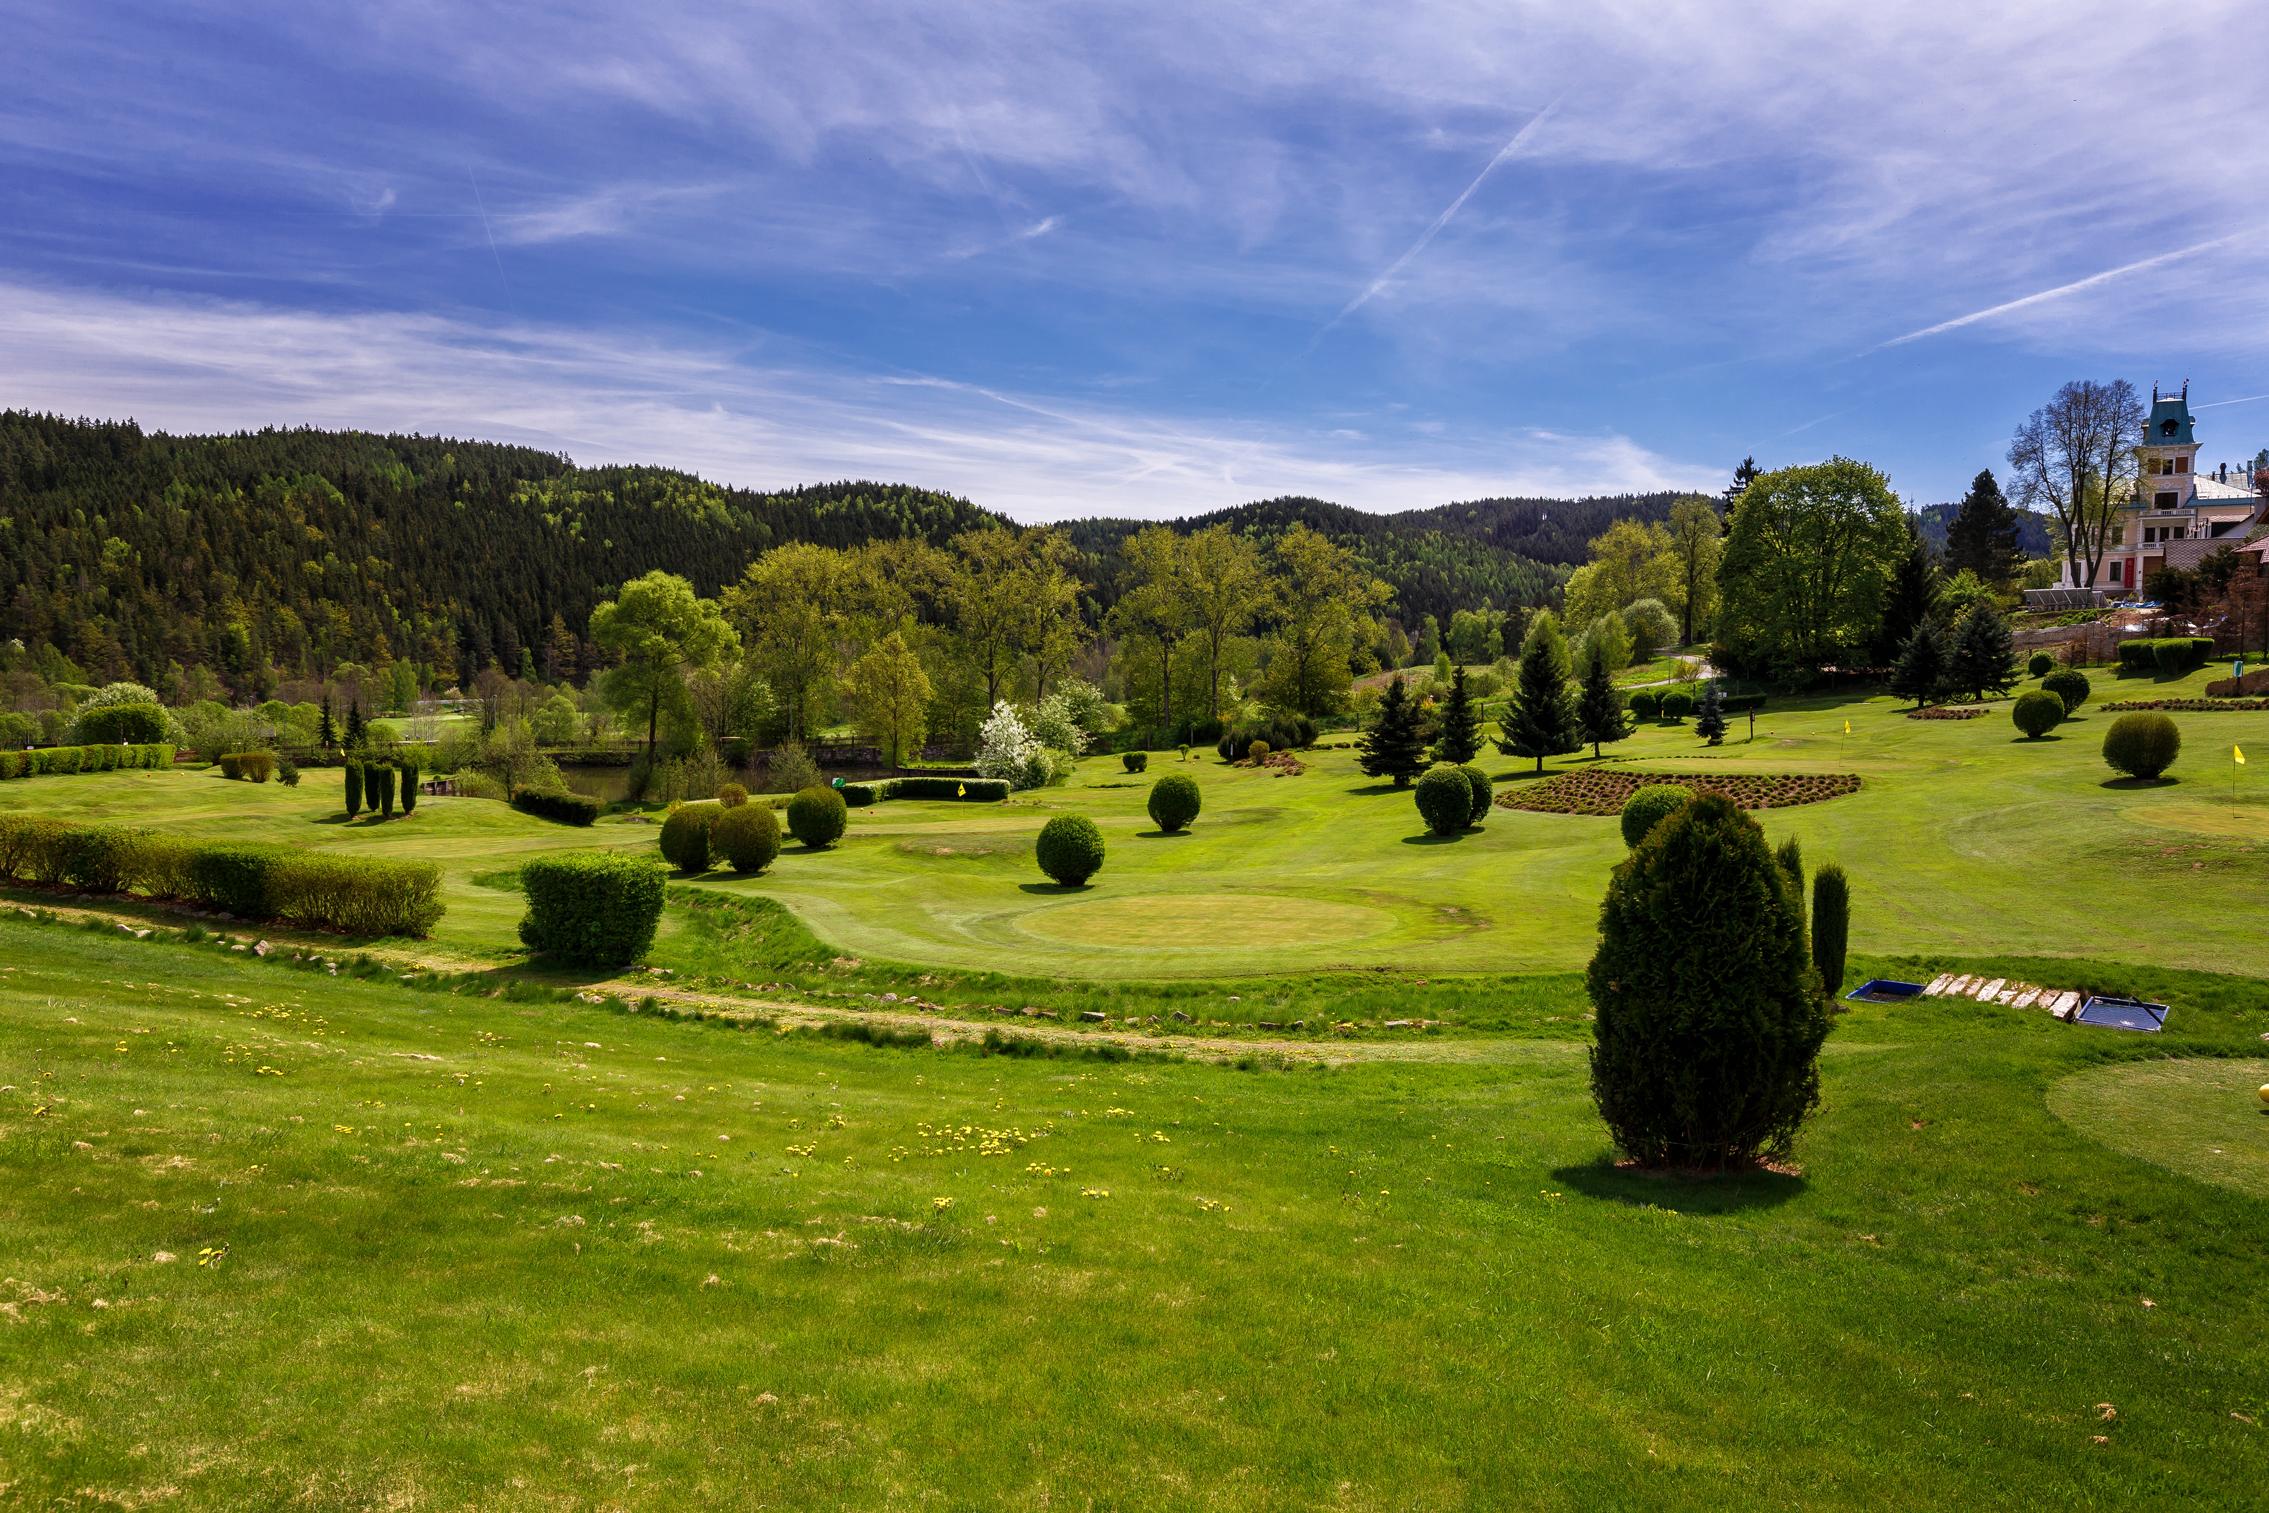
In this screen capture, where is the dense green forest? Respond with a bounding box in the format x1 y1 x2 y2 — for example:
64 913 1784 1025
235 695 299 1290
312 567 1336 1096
1 412 1646 693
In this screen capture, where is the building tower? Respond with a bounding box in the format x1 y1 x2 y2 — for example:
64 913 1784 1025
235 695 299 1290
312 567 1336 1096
2138 381 2200 516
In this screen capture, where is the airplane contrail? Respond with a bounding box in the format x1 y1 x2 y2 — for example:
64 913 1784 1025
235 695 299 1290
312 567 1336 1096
1876 234 2237 349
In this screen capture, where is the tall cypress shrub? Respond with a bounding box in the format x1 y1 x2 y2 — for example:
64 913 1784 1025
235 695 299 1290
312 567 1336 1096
397 759 419 815
1812 863 1850 997
1587 795 1830 1168
344 761 363 818
370 762 396 819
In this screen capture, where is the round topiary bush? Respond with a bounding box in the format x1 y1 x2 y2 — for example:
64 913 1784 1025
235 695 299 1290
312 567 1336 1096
1247 740 1271 764
717 782 749 808
1414 764 1472 836
2012 689 2065 739
786 785 848 848
1658 689 1694 722
1588 793 1829 1168
1122 751 1149 774
1147 773 1201 833
1035 813 1105 886
659 800 721 872
1457 764 1492 827
2027 651 2056 678
1627 688 1660 722
711 801 781 874
1619 783 1690 848
2102 711 2181 780
2041 668 2090 714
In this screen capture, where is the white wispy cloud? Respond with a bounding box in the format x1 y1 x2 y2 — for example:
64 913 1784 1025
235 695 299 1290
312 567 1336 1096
0 282 1718 519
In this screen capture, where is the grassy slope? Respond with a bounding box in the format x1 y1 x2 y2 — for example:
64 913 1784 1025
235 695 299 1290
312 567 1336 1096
12 662 2261 983
3 920 2265 1508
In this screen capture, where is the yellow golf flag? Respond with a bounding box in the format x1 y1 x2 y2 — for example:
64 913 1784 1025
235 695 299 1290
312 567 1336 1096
2237 745 2247 766
957 782 967 796
1843 719 1851 735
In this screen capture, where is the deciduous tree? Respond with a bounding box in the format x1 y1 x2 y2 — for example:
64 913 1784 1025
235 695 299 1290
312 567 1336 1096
2006 379 2145 589
1718 458 1909 674
590 571 739 759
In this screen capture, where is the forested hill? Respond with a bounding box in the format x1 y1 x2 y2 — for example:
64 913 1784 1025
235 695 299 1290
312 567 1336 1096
1066 491 1685 627
0 412 999 688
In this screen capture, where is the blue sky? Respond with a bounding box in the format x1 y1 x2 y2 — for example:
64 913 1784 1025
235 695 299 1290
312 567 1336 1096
5 0 2268 520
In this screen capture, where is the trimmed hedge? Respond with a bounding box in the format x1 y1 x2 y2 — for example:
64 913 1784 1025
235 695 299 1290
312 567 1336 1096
1122 751 1149 773
1457 764 1492 827
1658 690 1694 721
885 774 1010 802
2041 668 2091 714
1619 784 1689 848
76 702 170 745
1626 689 1660 721
2011 689 2065 739
712 802 782 874
2102 711 2181 780
1036 813 1106 886
510 787 602 826
787 785 848 848
217 751 276 781
1216 713 1317 761
0 815 442 936
2117 636 2213 675
1414 764 1472 836
659 800 722 872
0 743 173 780
839 781 887 806
518 852 667 967
1146 773 1202 833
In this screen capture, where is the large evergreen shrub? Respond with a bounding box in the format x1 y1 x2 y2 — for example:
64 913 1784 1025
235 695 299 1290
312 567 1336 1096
1619 784 1689 848
1947 603 2017 702
1587 794 1830 1168
2102 711 2181 780
711 802 781 874
1147 773 1202 833
343 761 363 817
2041 668 2091 714
786 785 848 848
2011 689 2064 739
518 853 667 967
1812 863 1850 997
1122 751 1149 774
659 800 722 872
510 788 602 825
1035 814 1106 886
1414 764 1473 836
1890 620 1949 708
369 761 397 818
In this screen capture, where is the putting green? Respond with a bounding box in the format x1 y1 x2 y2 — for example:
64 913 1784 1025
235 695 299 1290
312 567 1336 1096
2047 1057 2269 1200
1016 891 1396 949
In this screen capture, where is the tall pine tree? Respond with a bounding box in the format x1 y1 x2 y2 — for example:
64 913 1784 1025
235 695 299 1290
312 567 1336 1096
1574 642 1630 758
317 693 337 751
1357 674 1430 787
1871 521 1941 665
1947 602 2016 702
1433 664 1483 764
1499 616 1579 774
1890 620 1949 708
1945 469 2023 585
344 698 366 750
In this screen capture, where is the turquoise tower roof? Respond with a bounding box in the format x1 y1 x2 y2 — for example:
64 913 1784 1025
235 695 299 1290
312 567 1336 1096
2146 386 2194 446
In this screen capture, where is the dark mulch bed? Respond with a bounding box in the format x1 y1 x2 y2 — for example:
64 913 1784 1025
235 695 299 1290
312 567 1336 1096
1496 768 1862 817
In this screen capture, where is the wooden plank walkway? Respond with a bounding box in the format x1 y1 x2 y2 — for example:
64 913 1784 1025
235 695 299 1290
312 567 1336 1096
1920 975 2086 1020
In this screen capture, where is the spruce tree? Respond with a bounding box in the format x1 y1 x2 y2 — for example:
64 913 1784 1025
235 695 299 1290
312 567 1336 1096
1694 681 1728 745
344 698 366 750
1947 602 2016 702
1945 469 2023 585
1499 616 1579 774
317 693 336 751
1890 620 1949 708
1357 674 1430 787
1574 643 1629 758
1433 664 1483 764
1871 521 1940 665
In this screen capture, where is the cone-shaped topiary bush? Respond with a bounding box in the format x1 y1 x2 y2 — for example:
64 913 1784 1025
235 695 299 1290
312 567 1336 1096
1812 862 1850 998
711 801 781 874
1036 813 1105 886
1618 784 1689 848
1457 764 1492 827
1147 773 1201 832
2041 668 2090 714
2103 711 2181 779
786 785 848 848
2012 689 2064 739
1414 764 1472 836
1587 794 1829 1168
659 800 721 872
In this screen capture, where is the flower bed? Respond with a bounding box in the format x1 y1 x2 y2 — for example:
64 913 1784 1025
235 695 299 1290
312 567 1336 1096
2102 698 2269 713
1905 706 1988 720
1496 768 1861 817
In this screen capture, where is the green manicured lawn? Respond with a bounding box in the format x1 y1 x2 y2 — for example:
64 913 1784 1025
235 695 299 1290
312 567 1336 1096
3 920 2266 1507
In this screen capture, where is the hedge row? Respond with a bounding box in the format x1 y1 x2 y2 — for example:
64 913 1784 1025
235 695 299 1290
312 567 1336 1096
0 743 174 779
511 787 603 825
2102 698 2269 713
2116 637 2215 675
519 852 666 967
217 751 275 781
838 775 1011 806
0 814 443 936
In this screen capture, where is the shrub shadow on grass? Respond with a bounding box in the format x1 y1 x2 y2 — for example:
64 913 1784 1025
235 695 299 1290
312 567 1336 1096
2009 735 2065 744
1136 829 1192 840
2100 776 2179 790
1400 832 1465 846
1551 1159 1807 1215
1017 881 1092 895
1346 782 1409 796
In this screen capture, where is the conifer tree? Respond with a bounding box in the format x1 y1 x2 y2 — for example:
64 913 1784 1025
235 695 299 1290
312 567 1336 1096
1499 615 1579 774
1574 642 1630 759
1945 468 2023 585
318 693 336 751
1433 664 1483 764
1357 674 1431 787
1890 620 1949 708
344 698 366 750
1947 602 2016 702
1694 681 1728 745
1870 520 1940 664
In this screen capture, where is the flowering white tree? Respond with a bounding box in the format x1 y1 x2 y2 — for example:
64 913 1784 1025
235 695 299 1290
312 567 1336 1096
1027 692 1087 756
974 701 1043 789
